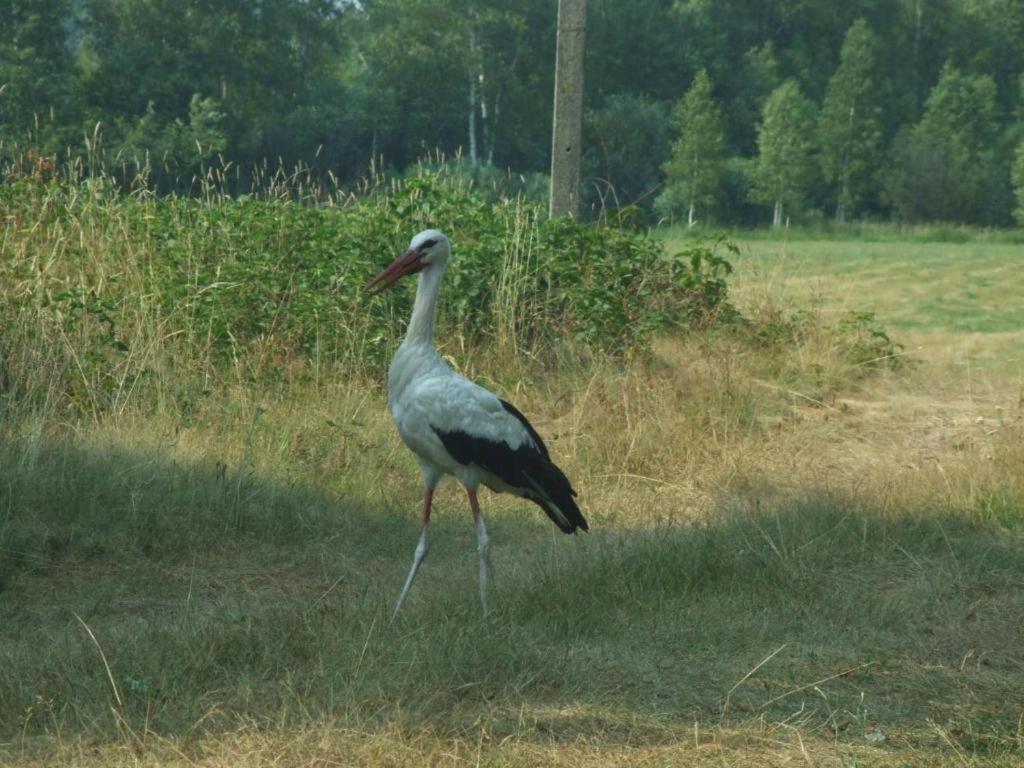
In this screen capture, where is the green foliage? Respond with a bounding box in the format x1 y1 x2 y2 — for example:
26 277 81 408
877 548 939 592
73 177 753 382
531 222 739 346
119 95 227 178
1014 140 1024 226
4 1 1024 225
0 0 80 152
358 0 550 171
817 19 883 222
751 305 902 362
413 155 550 206
0 171 742 407
732 43 782 151
75 0 347 179
659 70 727 227
582 94 673 216
836 310 904 368
883 65 1011 225
750 81 818 226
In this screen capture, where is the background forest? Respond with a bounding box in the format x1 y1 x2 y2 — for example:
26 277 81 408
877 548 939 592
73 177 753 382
3 0 1024 225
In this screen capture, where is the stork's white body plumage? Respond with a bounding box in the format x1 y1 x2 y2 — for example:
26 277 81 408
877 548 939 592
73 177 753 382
389 343 551 498
367 230 587 618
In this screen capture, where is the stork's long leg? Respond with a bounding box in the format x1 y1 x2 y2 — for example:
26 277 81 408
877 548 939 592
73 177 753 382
392 486 434 620
466 488 492 616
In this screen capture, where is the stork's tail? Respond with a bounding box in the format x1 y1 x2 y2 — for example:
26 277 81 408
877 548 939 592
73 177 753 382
525 461 589 534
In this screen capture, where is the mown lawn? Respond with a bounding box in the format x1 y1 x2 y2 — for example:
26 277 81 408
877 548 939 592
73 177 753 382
702 236 1024 374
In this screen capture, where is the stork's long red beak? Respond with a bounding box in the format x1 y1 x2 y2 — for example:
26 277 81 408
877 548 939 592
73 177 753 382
365 249 425 294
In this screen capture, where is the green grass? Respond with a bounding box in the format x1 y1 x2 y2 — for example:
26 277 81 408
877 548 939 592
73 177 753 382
661 233 1024 376
734 240 1024 333
3 427 1023 765
670 221 1024 244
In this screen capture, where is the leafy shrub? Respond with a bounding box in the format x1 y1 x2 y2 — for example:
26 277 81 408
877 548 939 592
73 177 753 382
1 169 741 401
836 310 904 369
747 302 902 371
410 155 550 205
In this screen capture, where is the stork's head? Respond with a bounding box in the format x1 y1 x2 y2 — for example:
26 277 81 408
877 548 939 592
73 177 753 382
366 229 450 294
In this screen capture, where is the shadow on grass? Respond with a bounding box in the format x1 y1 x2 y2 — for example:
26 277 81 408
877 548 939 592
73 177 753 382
1 435 1022 759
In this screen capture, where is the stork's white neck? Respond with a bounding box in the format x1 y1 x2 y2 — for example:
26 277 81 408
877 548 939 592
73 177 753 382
405 262 446 345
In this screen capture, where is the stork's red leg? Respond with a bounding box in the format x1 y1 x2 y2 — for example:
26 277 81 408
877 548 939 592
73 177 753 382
466 488 492 616
392 486 434 619
422 486 434 526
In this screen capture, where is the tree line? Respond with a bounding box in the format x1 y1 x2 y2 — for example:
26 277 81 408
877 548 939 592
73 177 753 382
2 0 1024 226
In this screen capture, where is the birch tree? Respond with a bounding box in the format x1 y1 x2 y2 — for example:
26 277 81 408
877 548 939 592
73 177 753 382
818 19 882 222
662 69 726 227
1013 139 1024 226
751 80 816 227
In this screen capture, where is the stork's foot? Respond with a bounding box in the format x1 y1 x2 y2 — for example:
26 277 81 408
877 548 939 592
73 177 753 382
392 487 435 621
477 525 491 617
392 525 429 620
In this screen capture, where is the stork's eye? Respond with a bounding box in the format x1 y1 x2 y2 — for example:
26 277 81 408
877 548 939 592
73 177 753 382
419 239 438 250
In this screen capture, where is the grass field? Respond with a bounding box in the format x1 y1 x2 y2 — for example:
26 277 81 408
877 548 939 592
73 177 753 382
1 219 1022 766
719 236 1024 373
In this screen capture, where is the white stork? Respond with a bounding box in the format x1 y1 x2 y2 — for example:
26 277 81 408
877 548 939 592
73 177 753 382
366 229 588 618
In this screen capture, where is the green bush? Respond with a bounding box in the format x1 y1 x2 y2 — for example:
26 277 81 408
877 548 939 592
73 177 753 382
836 310 904 369
1 170 741 391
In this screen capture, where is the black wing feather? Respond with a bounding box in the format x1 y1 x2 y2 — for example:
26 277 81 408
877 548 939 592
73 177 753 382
499 399 550 459
432 414 588 534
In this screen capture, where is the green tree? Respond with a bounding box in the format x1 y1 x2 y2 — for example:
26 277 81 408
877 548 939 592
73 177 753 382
660 70 726 227
359 0 550 172
120 94 226 182
1014 139 1024 226
78 0 345 179
818 19 882 222
751 80 817 227
883 64 1007 223
728 43 781 155
0 0 78 150
583 94 671 216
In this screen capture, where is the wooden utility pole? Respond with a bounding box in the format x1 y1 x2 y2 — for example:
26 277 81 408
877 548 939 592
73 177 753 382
549 0 586 218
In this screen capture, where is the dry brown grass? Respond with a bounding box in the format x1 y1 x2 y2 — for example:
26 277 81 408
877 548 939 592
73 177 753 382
488 331 1021 536
14 719 1021 768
